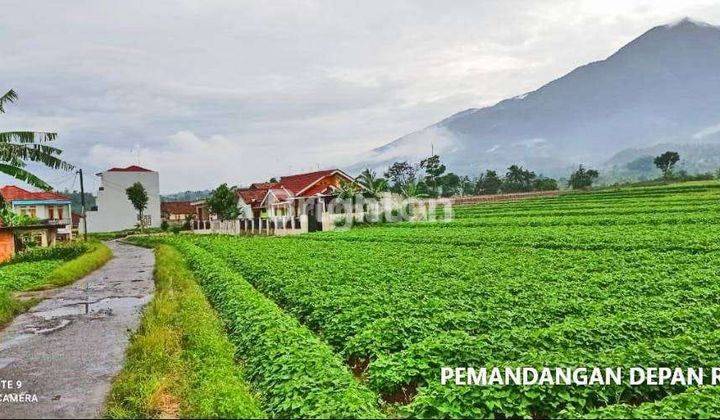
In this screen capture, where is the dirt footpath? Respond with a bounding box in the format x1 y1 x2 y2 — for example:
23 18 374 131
0 241 154 419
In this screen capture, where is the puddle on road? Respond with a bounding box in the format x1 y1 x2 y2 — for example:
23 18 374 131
0 295 149 347
33 296 147 321
2 296 152 341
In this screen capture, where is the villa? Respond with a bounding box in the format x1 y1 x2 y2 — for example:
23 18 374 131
238 169 357 221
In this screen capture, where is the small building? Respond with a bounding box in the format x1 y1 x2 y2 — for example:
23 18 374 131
0 222 60 263
0 186 73 241
161 201 195 224
85 165 162 233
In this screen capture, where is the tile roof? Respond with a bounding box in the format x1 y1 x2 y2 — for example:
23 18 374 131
302 183 338 197
107 165 154 172
278 170 339 195
0 185 70 202
161 201 195 215
268 188 290 202
249 182 280 190
237 188 269 208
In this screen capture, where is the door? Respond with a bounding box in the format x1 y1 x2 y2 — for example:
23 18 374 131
306 199 322 232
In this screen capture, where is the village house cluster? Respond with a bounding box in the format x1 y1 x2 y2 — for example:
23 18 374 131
167 168 360 234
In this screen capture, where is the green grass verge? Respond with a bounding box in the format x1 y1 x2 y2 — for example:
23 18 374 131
0 293 39 328
0 241 112 326
28 241 113 291
105 245 265 419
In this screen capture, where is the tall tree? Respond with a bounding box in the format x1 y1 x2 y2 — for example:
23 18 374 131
207 183 239 221
568 165 599 189
356 169 388 199
438 172 461 197
654 151 680 179
532 176 559 191
125 182 149 231
0 89 73 189
476 170 502 195
419 155 446 196
503 165 536 192
460 175 475 196
384 161 416 193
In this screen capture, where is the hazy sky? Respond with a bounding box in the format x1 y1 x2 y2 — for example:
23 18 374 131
1 0 719 193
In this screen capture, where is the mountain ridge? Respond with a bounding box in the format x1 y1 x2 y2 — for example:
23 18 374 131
352 18 720 178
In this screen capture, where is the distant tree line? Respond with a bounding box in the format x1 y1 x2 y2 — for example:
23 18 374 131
375 155 600 198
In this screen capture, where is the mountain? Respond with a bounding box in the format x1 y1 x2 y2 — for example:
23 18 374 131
600 141 720 182
352 18 720 177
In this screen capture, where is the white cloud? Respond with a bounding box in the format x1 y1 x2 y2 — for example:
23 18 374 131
0 0 718 192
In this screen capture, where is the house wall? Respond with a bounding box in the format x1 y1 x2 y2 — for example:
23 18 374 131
0 231 15 263
166 213 192 222
11 202 73 239
264 193 291 218
86 170 162 233
236 197 254 219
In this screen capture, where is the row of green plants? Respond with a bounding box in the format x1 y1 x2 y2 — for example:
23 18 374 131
106 245 264 418
310 221 720 253
147 181 719 417
369 302 720 395
3 241 90 265
410 329 720 418
192 233 719 360
576 386 720 418
139 236 383 418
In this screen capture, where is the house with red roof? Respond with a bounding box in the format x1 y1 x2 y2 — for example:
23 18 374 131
160 201 195 224
192 169 366 234
0 185 73 241
236 185 279 219
245 169 357 222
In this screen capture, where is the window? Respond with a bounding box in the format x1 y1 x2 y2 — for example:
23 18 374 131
49 207 55 219
20 206 37 218
57 206 64 220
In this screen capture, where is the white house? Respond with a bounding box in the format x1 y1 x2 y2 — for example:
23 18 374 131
85 165 162 233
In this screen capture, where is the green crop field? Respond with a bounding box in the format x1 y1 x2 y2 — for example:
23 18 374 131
141 181 720 418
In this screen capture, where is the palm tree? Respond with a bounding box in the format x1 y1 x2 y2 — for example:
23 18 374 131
0 89 73 190
356 169 388 199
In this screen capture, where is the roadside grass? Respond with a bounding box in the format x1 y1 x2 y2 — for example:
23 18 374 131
0 241 112 326
105 245 265 419
27 241 113 291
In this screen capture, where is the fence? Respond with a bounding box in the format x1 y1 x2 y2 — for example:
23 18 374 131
192 216 307 236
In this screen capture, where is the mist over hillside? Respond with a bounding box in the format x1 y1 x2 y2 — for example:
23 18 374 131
351 18 720 179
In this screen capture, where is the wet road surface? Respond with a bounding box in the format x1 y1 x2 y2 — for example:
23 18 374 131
0 241 154 418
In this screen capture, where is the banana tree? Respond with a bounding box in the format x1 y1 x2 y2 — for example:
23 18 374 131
356 169 388 199
0 89 73 190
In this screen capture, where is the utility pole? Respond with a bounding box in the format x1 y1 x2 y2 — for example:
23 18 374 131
77 169 87 240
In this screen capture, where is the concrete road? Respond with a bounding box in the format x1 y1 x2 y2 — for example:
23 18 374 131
0 241 154 419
